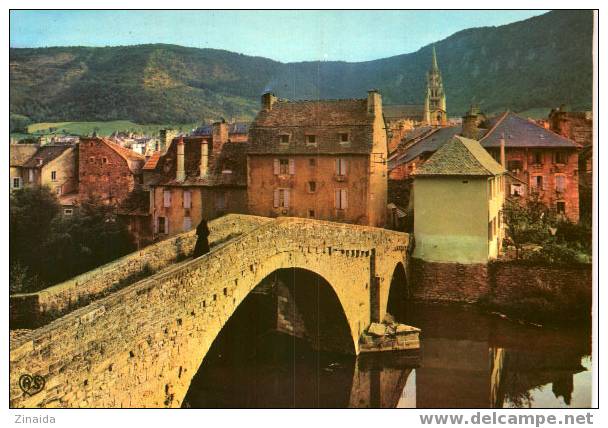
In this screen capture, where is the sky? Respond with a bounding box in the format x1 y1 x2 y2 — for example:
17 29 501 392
9 10 548 62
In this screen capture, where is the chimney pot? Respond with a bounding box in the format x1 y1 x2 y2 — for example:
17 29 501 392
176 136 185 182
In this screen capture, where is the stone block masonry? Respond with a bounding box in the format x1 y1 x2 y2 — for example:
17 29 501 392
10 214 272 329
10 217 409 408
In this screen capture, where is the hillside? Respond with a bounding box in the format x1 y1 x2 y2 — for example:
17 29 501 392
9 10 593 124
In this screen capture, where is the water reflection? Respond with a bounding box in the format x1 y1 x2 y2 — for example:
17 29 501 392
183 292 591 408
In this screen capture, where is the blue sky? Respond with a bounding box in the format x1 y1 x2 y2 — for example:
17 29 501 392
10 10 547 62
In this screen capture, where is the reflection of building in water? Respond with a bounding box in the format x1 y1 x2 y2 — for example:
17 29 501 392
348 353 417 408
496 348 587 408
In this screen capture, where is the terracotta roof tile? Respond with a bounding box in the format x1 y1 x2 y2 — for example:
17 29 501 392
143 151 161 170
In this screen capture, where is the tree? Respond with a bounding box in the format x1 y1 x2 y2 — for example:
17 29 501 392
502 193 554 259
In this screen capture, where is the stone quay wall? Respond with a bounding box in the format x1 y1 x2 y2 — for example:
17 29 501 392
10 217 409 408
10 214 272 329
487 261 592 320
409 257 592 320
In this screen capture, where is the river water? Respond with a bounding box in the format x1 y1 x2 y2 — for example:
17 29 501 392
183 289 592 408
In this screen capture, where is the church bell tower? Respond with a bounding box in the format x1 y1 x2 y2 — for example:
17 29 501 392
423 46 448 127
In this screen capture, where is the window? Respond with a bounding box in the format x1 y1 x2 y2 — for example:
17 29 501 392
183 217 192 232
306 134 317 145
56 186 61 195
555 175 566 192
274 158 294 175
163 190 172 208
183 190 192 209
335 189 348 210
63 208 73 216
507 159 522 171
307 181 316 193
157 217 168 234
216 193 226 211
335 158 348 176
279 134 290 144
532 151 543 165
555 151 567 164
51 171 57 181
308 209 315 218
12 177 21 189
28 169 35 183
89 156 95 164
309 158 316 167
339 133 349 143
102 157 108 165
557 201 566 214
273 189 290 208
533 175 544 190
510 183 523 197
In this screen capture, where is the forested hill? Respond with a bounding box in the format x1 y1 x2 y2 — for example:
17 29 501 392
9 10 593 125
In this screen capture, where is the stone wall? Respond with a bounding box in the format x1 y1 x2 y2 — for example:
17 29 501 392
10 214 272 328
487 261 592 321
10 217 409 408
409 257 592 320
409 257 489 303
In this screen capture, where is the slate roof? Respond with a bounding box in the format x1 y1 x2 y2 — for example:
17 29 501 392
388 126 461 169
480 111 580 149
192 122 250 136
415 135 506 177
150 137 248 188
248 98 376 155
10 144 39 167
383 104 425 122
22 145 72 168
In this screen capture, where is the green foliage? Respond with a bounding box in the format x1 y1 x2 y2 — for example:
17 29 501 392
10 189 135 293
8 11 593 124
503 193 591 264
9 113 32 133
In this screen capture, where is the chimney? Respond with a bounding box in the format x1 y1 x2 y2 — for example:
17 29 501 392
367 89 382 117
500 135 506 169
199 142 209 178
461 106 479 139
261 92 277 111
212 119 229 145
176 136 185 182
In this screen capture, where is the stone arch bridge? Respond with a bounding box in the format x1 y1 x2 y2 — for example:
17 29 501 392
10 216 410 408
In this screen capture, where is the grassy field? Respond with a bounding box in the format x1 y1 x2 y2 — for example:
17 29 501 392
24 120 196 137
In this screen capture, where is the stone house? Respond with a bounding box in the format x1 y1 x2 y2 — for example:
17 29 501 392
78 137 145 205
475 111 581 222
146 133 248 239
247 91 388 227
413 135 506 264
10 143 39 192
390 110 581 222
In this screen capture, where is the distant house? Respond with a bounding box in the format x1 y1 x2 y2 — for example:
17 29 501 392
390 109 581 222
78 137 145 205
413 135 506 264
146 130 248 239
9 144 39 191
192 120 250 143
20 144 78 198
247 91 388 227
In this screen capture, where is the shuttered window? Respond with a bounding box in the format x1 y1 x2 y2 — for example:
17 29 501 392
335 158 348 176
335 189 348 209
163 190 172 207
556 175 566 192
183 190 191 208
273 189 290 208
183 216 192 232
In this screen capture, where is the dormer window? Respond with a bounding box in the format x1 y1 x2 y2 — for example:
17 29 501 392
279 134 290 144
306 134 317 145
339 133 350 144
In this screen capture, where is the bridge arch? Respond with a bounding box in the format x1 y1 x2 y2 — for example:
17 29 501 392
10 217 410 408
386 262 409 320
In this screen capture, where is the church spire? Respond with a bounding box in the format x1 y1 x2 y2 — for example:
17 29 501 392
423 46 447 127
